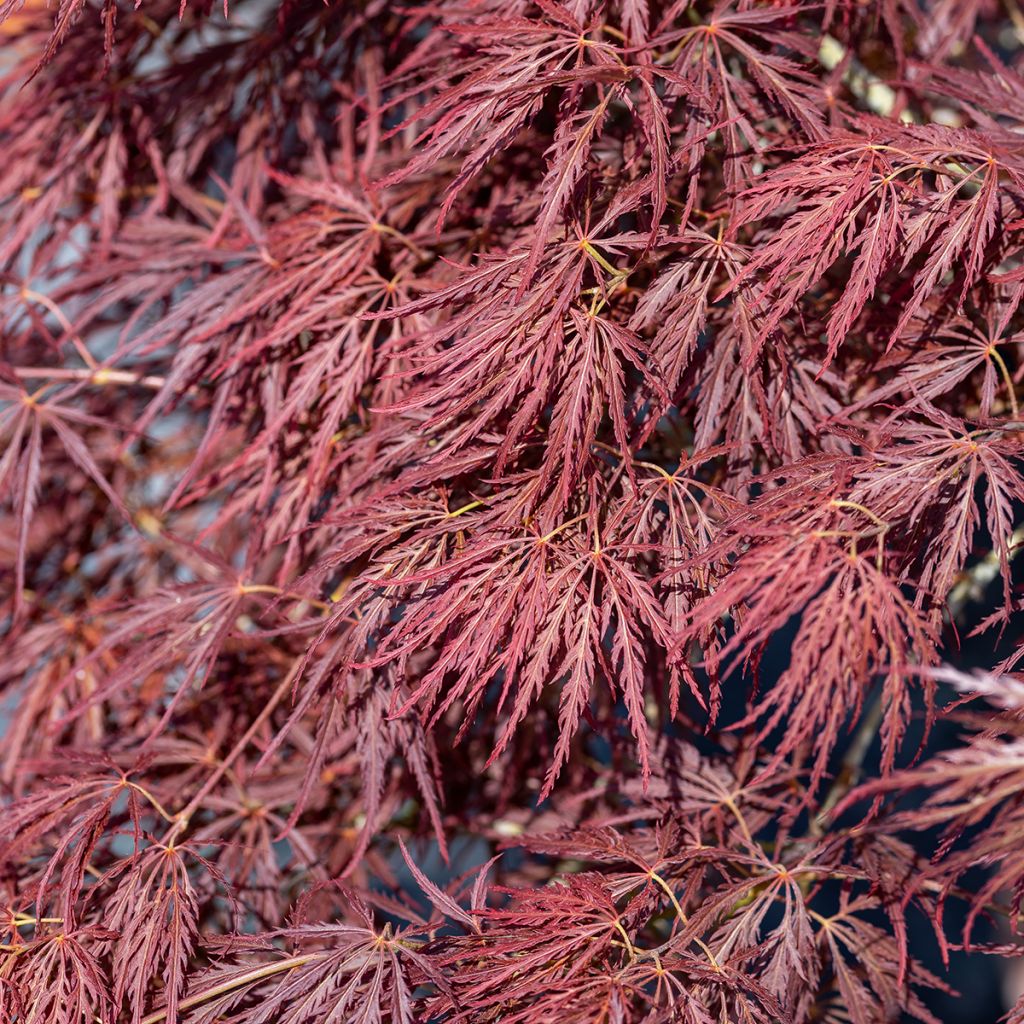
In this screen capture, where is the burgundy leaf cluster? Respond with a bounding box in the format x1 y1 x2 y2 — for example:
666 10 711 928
2 1 1024 1022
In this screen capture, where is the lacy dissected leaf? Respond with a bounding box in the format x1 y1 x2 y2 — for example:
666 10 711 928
435 872 645 1017
333 487 680 795
848 412 1024 614
374 227 667 507
843 670 1024 946
838 314 1022 421
0 925 114 1024
678 467 940 783
0 379 131 617
654 2 827 194
0 757 158 918
104 842 201 1024
381 1 701 256
733 124 1022 358
173 882 445 1024
813 893 948 1024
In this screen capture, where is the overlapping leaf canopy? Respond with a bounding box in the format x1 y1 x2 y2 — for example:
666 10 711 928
1 0 1023 1021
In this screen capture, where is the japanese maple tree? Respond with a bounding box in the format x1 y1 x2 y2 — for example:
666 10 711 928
3 0 1024 1021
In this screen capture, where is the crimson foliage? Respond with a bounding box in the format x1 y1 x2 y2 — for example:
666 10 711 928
2 1 1024 1021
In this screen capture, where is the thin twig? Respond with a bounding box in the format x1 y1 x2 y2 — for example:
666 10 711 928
13 365 167 390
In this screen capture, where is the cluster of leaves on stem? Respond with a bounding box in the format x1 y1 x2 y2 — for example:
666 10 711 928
2 0 1024 1021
